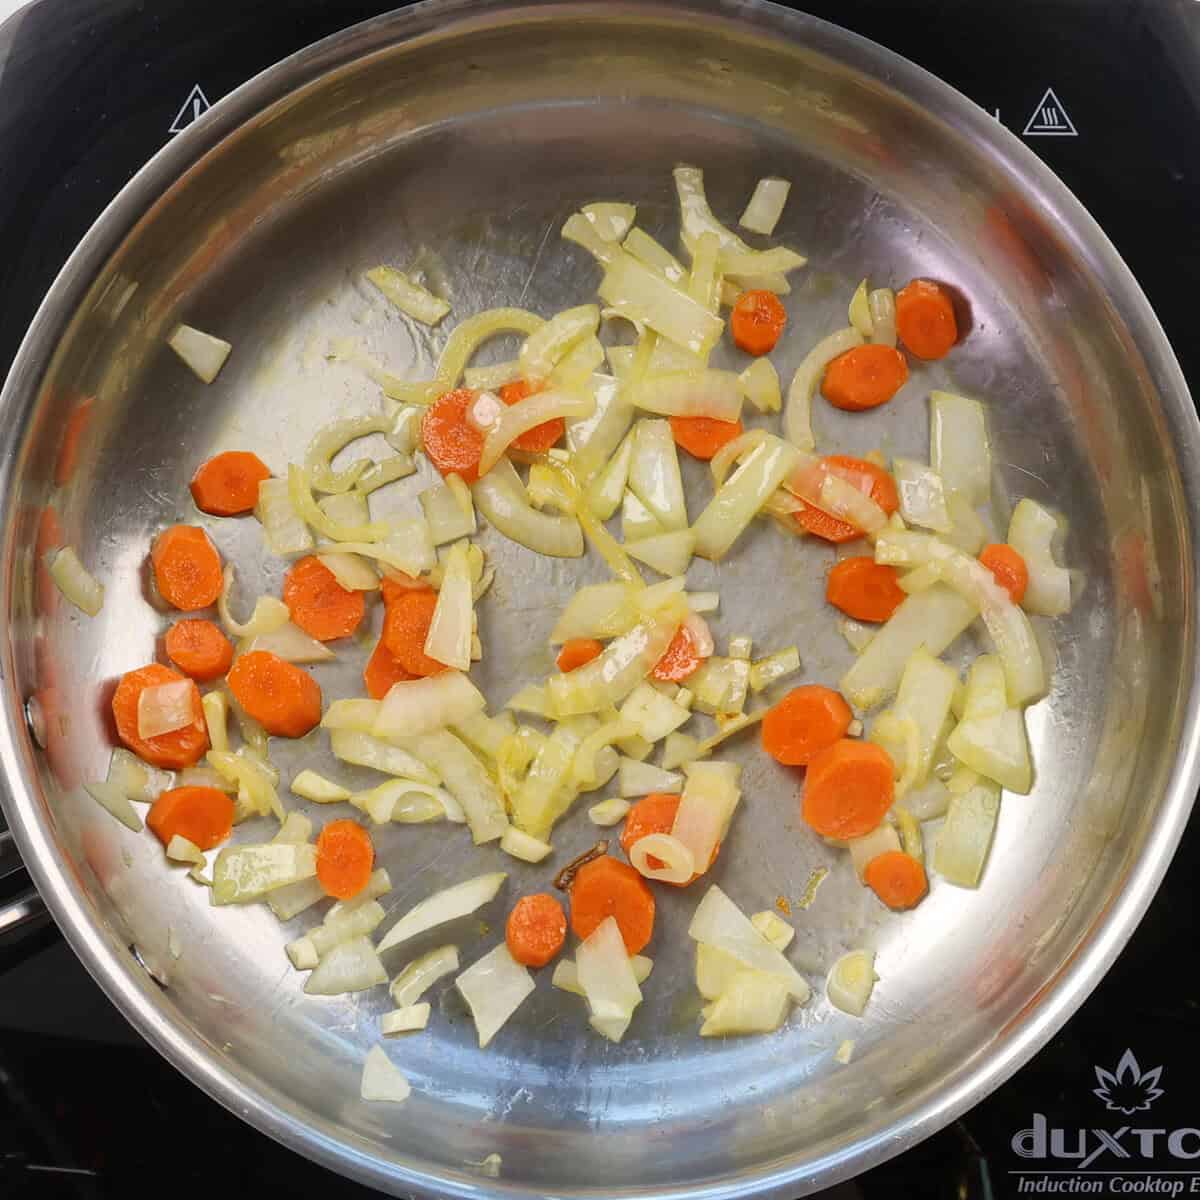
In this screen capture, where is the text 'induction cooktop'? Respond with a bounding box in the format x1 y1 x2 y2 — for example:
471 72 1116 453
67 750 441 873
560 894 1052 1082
1 2 1199 1198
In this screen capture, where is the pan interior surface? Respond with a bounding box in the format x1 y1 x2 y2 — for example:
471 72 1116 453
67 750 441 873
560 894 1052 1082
2 4 1195 1197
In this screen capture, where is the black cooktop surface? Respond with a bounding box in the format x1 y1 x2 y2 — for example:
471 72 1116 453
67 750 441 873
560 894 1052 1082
2 2 1199 1198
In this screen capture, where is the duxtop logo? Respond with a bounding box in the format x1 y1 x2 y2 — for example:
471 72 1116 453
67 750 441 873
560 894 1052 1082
1010 1050 1200 1195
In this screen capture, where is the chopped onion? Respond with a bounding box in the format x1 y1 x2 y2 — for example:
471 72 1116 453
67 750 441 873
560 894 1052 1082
582 202 636 242
695 943 743 1001
137 679 196 740
473 457 583 558
303 935 388 995
571 718 638 790
621 227 688 284
372 671 485 740
930 391 991 506
419 475 477 547
422 544 473 671
550 582 639 643
942 490 988 555
627 418 689 532
671 760 740 873
304 413 391 494
355 455 417 494
739 177 791 236
868 288 897 347
322 518 437 576
360 1045 411 1103
208 749 283 823
710 429 769 488
848 822 901 880
904 778 952 821
165 834 205 865
947 705 1032 793
577 916 643 1042
622 489 664 542
506 684 547 717
662 731 702 770
168 324 231 383
695 708 765 756
290 769 351 803
749 647 801 693
217 565 290 640
784 327 864 449
245 622 335 663
693 435 801 561
700 968 792 1037
584 427 636 521
290 464 386 543
463 359 522 390
554 953 652 995
48 547 104 616
750 910 794 952
588 798 631 826
499 827 554 863
451 710 516 763
1008 498 1071 616
456 943 535 1047
618 682 691 742
628 369 742 422
328 726 436 782
377 872 506 956
106 747 172 803
688 885 810 1000
687 230 722 313
565 373 635 485
211 842 317 905
391 944 460 1007
562 212 620 266
898 562 942 594
519 304 600 382
717 245 806 278
478 388 594 477
818 474 888 536
933 779 1000 887
847 279 873 338
894 458 953 534
511 720 591 838
84 781 143 831
625 530 695 577
876 647 959 788
321 699 381 733
256 477 314 556
689 656 750 717
315 551 379 592
827 950 877 1017
737 357 781 414
381 1003 431 1035
630 832 695 883
618 757 682 797
352 780 447 825
289 901 386 968
840 584 977 710
366 265 450 326
550 335 606 390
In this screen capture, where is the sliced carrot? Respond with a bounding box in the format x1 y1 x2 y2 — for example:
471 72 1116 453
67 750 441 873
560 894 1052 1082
651 623 705 683
505 893 567 967
801 739 895 840
147 786 234 852
822 345 909 411
500 379 564 453
979 543 1029 605
226 650 322 738
569 854 655 954
164 618 234 681
669 415 745 460
363 638 413 700
189 451 272 517
381 587 447 677
825 556 906 623
730 290 786 356
896 279 958 360
794 455 900 544
111 664 208 770
315 819 375 900
55 397 94 487
421 388 485 483
556 637 604 672
863 850 928 910
151 525 223 611
619 792 716 884
283 556 365 642
762 685 853 767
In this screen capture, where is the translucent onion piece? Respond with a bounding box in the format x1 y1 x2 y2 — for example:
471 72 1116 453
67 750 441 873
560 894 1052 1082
630 832 695 883
700 968 791 1037
289 464 386 543
947 707 1033 794
717 245 807 277
894 458 953 534
351 780 448 825
321 699 379 731
876 647 959 788
319 524 436 577
618 758 683 797
750 910 794 952
550 335 606 391
137 680 196 740
695 942 743 1001
519 304 600 382
499 827 554 864
585 427 636 521
695 708 765 757
381 1004 431 1035
588 798 631 826
422 543 473 670
785 327 864 449
106 748 172 804
827 950 877 1017
582 202 636 242
165 834 204 865
377 872 506 956
372 670 485 740
709 429 769 488
848 822 902 880
618 682 690 743
672 760 740 874
930 391 991 506
933 780 1000 887
868 288 897 347
456 943 535 1047
366 265 450 326
211 842 317 905
463 359 522 390
572 719 638 791
316 551 379 591
942 489 989 555
687 231 722 315
217 565 289 640
625 530 695 577
904 778 952 822
48 547 103 615
319 488 369 530
360 1045 411 1103
291 769 352 803
511 720 590 838
1008 498 1071 616
621 227 687 284
629 369 742 422
749 647 801 693
255 477 314 556
847 279 873 338
451 710 516 763
84 781 143 832
739 177 791 236
391 944 460 1007
628 418 688 532
386 406 422 455
554 953 652 996
304 935 388 996
566 373 635 485
168 324 231 383
692 435 801 562
304 413 391 494
577 916 642 1042
737 358 781 414
472 457 583 558
561 212 620 267
818 474 887 536
294 900 387 964
662 732 702 771
208 749 282 823
245 622 335 664
478 389 595 477
622 488 664 542
549 581 638 643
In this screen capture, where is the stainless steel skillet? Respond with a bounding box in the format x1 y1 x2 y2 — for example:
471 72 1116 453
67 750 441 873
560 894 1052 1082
1 1 1198 1196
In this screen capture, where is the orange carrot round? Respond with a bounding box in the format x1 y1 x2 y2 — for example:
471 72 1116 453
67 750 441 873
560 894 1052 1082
762 685 853 767
669 416 745 460
794 455 899 544
226 650 322 738
500 379 564 453
825 556 906 623
147 785 234 851
111 664 208 770
381 587 447 677
421 388 485 482
189 451 272 517
556 637 604 672
164 618 234 681
363 638 414 700
802 739 895 840
315 819 375 900
651 623 705 683
506 893 567 967
979 543 1029 605
151 524 223 611
896 279 958 360
283 556 365 642
620 792 716 884
864 850 928 910
730 290 786 356
570 855 656 954
822 345 909 411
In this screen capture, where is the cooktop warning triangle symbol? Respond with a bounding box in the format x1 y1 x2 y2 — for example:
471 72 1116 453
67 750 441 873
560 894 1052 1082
1022 87 1077 137
169 84 212 135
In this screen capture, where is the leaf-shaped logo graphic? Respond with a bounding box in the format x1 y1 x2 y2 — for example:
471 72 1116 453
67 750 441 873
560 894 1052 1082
1093 1050 1165 1114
